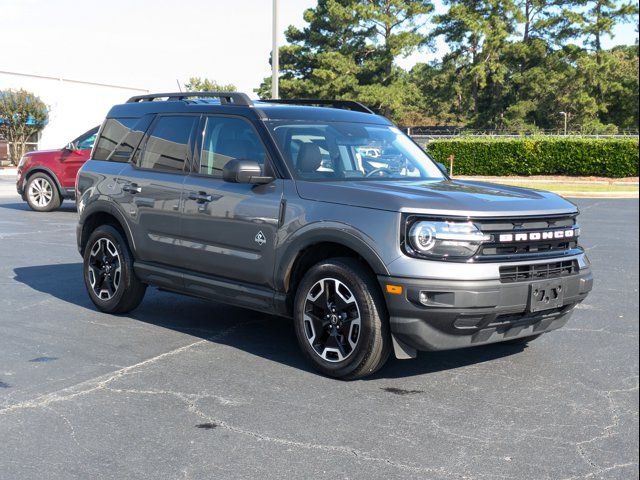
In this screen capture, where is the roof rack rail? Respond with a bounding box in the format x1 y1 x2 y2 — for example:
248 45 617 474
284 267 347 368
264 98 375 114
126 91 253 106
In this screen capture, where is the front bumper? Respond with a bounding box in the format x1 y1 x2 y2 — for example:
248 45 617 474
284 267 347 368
379 267 593 353
16 174 25 199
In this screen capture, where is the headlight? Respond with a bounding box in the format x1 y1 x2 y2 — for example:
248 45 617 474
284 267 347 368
18 155 28 169
408 221 490 259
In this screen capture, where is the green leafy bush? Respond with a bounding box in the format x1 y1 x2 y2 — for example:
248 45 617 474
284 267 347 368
424 137 639 178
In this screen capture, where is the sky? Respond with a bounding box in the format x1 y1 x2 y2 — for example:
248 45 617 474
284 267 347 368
1 0 638 98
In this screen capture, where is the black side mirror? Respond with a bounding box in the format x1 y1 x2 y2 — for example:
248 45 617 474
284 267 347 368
223 159 273 184
436 162 449 176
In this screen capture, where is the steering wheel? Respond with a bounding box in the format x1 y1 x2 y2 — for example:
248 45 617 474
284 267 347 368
366 167 394 178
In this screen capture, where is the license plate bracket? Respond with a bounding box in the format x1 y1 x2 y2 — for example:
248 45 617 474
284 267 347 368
528 279 565 313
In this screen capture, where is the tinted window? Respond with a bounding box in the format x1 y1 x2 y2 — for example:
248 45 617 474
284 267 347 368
77 133 96 150
199 116 267 177
93 118 138 161
73 127 99 150
139 116 197 172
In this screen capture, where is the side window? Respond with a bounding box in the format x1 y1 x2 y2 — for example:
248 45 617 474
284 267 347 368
77 133 96 150
139 116 197 173
75 128 98 150
199 116 267 177
93 118 137 161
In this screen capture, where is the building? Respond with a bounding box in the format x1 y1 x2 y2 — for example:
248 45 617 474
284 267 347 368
0 70 147 159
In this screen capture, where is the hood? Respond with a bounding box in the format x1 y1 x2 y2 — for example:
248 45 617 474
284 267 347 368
295 179 578 217
24 148 63 158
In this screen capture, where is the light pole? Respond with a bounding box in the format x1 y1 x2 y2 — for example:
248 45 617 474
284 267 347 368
559 111 568 135
271 0 279 99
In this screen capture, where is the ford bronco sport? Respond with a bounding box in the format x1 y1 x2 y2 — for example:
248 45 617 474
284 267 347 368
76 92 593 379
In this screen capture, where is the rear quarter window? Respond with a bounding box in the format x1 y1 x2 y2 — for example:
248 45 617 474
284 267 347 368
93 118 140 162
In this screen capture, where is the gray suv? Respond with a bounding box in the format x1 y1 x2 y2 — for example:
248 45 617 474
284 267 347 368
76 92 593 379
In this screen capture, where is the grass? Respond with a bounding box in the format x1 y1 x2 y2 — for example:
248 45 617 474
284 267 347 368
480 180 638 196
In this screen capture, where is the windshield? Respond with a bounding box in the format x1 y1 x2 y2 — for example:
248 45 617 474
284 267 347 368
266 121 445 181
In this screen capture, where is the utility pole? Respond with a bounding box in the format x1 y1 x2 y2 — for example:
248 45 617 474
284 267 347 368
271 0 279 99
559 111 568 135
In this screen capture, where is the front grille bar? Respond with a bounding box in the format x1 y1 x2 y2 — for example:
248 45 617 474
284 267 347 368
499 260 579 283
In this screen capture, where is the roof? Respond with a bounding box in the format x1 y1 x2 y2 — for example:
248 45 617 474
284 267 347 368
106 92 393 126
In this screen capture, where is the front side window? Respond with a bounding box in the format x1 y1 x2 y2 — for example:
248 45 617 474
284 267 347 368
199 116 267 177
267 121 444 181
74 127 99 150
139 115 197 172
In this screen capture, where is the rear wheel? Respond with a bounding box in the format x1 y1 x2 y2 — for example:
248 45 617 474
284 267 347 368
83 225 146 314
293 258 391 380
25 173 61 212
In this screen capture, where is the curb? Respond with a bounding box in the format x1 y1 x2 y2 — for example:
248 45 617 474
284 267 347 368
0 168 17 177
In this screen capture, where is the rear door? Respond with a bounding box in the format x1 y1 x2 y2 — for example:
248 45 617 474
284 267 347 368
180 115 283 289
113 114 199 268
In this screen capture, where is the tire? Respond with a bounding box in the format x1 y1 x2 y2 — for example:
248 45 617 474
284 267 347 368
25 173 61 212
293 257 391 380
501 334 543 346
83 225 146 314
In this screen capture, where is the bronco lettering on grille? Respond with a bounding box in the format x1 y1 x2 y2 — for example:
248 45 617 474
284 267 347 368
498 227 580 243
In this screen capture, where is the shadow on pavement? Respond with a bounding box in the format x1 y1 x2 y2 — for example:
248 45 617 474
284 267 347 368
0 201 77 212
13 262 525 380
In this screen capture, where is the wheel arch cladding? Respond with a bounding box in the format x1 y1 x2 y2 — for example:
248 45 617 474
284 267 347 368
278 226 389 295
80 208 134 257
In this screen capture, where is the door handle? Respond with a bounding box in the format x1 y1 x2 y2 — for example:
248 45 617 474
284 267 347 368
122 183 142 194
188 191 213 203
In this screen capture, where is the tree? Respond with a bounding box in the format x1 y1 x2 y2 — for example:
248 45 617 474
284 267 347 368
184 77 236 92
358 0 434 85
257 0 434 123
574 0 639 54
0 89 48 165
431 0 520 124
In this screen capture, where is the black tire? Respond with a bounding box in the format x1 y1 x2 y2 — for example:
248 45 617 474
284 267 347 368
293 257 391 380
83 225 146 314
501 334 543 346
25 173 61 212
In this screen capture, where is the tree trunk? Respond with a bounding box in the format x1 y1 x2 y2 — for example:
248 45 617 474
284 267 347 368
524 0 531 43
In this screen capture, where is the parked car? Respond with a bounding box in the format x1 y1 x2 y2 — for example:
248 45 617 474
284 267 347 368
16 126 99 211
75 93 593 379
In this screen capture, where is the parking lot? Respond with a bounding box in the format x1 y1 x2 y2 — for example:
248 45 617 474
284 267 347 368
0 176 638 480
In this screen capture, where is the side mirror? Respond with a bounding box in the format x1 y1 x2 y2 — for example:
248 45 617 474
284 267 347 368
223 159 273 185
65 142 78 151
436 162 449 176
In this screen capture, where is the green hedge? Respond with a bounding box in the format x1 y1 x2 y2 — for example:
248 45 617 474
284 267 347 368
423 137 639 178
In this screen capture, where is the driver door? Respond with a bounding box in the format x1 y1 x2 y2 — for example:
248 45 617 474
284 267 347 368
180 115 283 290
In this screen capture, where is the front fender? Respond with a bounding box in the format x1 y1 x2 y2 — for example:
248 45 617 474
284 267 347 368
275 221 390 292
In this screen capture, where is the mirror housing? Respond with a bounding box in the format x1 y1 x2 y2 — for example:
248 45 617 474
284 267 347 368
223 159 273 184
65 142 78 151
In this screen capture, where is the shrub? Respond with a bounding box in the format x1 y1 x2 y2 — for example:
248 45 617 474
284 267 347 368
424 137 639 178
0 89 49 165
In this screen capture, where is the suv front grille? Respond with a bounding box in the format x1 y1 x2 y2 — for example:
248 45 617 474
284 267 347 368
499 260 579 283
474 215 581 261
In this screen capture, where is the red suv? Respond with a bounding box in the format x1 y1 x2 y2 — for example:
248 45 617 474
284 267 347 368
16 126 98 211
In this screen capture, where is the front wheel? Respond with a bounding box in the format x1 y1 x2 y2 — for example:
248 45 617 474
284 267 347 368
25 173 61 212
83 225 146 314
293 258 391 380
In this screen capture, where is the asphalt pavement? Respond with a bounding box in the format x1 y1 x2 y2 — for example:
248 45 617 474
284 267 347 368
0 177 638 480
